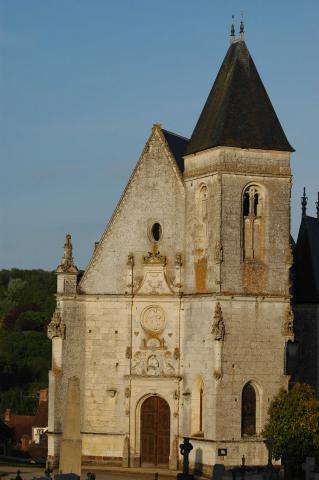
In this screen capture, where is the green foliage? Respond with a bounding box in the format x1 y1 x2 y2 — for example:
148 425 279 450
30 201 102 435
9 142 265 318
0 270 55 415
0 388 38 416
263 383 319 462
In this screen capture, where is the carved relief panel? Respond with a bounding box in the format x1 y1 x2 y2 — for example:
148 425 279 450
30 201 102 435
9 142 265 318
131 304 178 377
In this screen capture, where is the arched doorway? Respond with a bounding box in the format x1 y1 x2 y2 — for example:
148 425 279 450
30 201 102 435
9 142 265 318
140 396 170 467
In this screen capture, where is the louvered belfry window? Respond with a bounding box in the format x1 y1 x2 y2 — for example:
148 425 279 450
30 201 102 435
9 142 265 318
243 186 263 260
241 383 256 436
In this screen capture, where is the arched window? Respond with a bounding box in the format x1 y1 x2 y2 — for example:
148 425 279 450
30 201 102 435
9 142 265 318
191 377 204 436
241 383 257 436
243 185 263 260
199 185 208 222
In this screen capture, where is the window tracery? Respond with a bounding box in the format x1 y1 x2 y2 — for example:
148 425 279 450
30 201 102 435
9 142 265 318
243 185 263 260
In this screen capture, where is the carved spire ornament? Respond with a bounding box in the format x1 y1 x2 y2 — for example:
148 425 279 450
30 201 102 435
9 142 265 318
282 305 294 338
239 12 245 41
230 15 235 44
56 234 79 274
301 187 308 218
212 302 225 341
47 309 66 339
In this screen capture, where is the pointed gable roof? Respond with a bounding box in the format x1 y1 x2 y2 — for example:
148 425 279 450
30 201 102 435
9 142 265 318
186 40 294 155
294 216 319 303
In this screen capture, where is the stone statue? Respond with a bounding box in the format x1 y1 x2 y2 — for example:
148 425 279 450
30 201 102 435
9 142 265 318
47 309 66 339
56 233 79 274
212 302 225 341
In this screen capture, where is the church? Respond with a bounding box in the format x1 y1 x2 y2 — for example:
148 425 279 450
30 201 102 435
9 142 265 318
47 22 298 473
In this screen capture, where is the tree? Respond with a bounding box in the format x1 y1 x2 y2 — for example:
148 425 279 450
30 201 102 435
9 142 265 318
0 269 56 415
263 383 319 463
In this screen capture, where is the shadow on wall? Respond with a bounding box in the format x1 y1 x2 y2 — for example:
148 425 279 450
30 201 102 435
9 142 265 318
211 464 225 480
194 447 203 476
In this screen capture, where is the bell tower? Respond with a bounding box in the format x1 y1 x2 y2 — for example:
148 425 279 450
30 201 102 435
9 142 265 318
183 32 293 296
181 25 294 465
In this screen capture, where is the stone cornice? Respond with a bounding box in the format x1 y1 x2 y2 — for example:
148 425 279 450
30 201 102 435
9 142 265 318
183 146 291 179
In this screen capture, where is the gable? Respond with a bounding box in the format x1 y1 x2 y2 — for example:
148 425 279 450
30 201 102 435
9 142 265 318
80 125 186 294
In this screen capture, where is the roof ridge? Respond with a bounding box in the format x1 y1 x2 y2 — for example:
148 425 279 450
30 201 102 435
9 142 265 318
161 128 190 141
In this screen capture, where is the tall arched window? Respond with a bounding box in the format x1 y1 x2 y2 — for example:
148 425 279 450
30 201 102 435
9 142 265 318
243 185 263 260
191 376 204 436
241 383 257 436
199 185 208 223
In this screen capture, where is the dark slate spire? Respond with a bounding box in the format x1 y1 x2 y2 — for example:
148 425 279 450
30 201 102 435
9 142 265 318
186 39 294 155
316 192 319 219
302 187 308 218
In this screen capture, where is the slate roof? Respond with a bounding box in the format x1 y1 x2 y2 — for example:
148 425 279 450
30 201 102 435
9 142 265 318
294 215 319 303
162 129 189 173
186 40 294 155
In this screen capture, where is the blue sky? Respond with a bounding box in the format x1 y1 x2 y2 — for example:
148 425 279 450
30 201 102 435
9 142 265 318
0 0 318 270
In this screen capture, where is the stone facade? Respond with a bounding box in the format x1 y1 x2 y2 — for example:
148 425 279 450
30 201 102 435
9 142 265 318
48 37 294 472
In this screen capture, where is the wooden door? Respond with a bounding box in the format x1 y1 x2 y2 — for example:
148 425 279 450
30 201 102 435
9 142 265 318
141 396 170 466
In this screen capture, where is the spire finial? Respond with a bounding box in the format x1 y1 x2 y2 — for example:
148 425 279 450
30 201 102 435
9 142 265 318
239 12 245 41
230 15 235 44
316 192 319 219
301 187 308 218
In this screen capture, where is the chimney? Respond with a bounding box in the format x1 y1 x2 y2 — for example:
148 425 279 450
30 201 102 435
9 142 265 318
38 389 48 403
4 408 11 423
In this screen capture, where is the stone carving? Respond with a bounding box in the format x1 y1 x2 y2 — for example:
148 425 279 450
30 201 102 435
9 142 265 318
141 306 165 333
47 309 66 340
126 346 132 359
146 276 163 293
171 253 183 289
124 387 130 398
143 242 166 265
175 254 183 267
147 354 160 375
214 240 223 263
174 347 180 360
213 369 222 380
127 254 134 267
64 277 77 294
137 247 173 295
132 351 143 375
131 349 176 377
283 305 294 337
212 302 225 341
56 234 79 274
163 351 175 375
143 337 164 349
